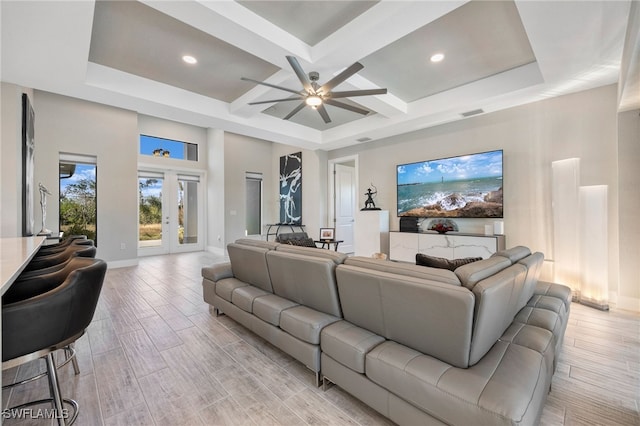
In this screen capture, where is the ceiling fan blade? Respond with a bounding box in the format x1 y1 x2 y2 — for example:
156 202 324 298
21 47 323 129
248 96 303 105
241 77 302 95
283 102 306 121
329 88 387 98
319 62 364 94
317 104 332 123
324 99 370 115
286 56 314 93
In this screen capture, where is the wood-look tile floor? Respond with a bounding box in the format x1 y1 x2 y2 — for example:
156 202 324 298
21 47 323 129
2 251 639 425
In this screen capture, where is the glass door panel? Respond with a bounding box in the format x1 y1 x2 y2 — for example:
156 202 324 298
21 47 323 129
138 176 165 250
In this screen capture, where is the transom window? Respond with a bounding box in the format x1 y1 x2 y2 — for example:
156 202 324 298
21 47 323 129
140 134 198 161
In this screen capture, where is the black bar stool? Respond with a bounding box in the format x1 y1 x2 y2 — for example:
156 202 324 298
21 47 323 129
36 235 89 256
24 243 96 272
2 257 107 425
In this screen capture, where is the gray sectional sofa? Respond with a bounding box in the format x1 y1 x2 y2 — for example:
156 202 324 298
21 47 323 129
201 240 570 426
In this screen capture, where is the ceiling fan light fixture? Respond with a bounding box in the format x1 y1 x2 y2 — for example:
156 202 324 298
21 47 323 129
430 53 445 63
182 55 197 64
305 95 323 107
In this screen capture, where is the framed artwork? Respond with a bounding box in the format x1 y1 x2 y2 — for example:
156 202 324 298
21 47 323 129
279 151 302 224
319 227 335 241
22 93 35 236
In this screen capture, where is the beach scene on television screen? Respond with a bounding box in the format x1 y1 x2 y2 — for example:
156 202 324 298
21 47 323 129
397 150 503 218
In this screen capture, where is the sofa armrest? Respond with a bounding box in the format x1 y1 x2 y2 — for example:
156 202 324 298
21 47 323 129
202 262 233 282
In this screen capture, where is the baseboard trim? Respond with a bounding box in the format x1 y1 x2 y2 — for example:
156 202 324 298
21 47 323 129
616 295 640 313
207 246 225 256
106 258 139 269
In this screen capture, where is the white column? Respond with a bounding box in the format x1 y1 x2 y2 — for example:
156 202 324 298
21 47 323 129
551 158 581 291
579 185 609 310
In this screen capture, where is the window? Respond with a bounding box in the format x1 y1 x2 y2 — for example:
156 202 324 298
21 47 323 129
246 172 262 236
140 134 198 161
59 154 97 243
177 174 199 244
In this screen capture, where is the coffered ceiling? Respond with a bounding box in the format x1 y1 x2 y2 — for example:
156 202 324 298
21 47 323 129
1 1 637 150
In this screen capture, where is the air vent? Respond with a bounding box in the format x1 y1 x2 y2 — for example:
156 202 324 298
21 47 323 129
356 137 372 143
461 109 484 117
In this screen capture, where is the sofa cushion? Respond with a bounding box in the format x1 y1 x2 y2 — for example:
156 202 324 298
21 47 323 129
227 243 274 293
231 285 270 313
321 320 385 374
500 322 555 380
454 256 512 290
535 281 572 313
201 262 233 282
280 306 340 345
215 278 248 302
415 253 482 271
366 340 548 426
336 265 475 368
252 294 299 326
492 246 531 263
344 256 461 286
516 252 545 310
514 306 563 344
469 264 527 366
267 251 343 317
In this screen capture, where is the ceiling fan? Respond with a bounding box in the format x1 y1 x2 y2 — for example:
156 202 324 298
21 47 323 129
241 56 387 124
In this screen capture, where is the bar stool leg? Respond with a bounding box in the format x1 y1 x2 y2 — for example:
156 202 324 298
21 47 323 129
69 344 80 375
45 353 67 426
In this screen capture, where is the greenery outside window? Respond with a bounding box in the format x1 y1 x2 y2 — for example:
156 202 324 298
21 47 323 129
59 154 97 243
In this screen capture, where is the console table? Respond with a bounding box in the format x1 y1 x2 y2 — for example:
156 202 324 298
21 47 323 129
265 223 306 241
1 236 46 295
389 231 505 263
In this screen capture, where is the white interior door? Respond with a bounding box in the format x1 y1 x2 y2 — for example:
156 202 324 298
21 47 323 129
334 164 356 253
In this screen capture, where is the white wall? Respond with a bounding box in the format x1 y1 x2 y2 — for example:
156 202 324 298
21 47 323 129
329 85 628 307
33 91 139 265
617 109 640 311
222 132 276 245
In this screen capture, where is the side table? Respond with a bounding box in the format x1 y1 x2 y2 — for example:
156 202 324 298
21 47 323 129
314 240 344 251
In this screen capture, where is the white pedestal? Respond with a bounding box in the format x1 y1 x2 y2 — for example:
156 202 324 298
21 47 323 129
354 210 389 257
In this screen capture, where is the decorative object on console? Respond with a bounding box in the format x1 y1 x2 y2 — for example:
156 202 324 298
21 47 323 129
279 152 302 224
416 253 482 271
397 150 503 218
361 183 381 210
37 182 52 236
427 218 458 234
319 227 335 240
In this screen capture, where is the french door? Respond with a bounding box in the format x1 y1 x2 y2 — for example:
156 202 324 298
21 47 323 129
138 170 204 255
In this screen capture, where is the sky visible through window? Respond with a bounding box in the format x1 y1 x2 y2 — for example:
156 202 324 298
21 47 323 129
60 163 96 192
140 135 187 159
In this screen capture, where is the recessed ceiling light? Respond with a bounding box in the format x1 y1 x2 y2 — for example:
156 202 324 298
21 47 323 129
430 53 445 63
182 55 197 65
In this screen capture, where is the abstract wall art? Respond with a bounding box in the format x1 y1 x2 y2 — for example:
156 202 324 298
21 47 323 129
279 152 302 224
22 93 35 236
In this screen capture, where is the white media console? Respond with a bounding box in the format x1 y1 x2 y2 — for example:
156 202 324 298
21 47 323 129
389 231 506 263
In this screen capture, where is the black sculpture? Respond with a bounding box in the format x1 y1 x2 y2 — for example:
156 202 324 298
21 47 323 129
362 184 381 211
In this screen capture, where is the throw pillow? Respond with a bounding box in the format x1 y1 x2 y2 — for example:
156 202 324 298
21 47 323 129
416 253 482 271
288 238 318 248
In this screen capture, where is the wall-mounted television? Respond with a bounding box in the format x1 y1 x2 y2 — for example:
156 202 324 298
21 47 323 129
397 149 503 218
